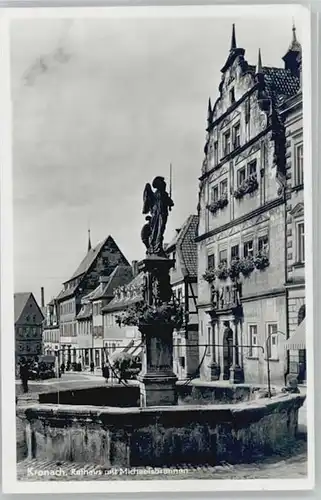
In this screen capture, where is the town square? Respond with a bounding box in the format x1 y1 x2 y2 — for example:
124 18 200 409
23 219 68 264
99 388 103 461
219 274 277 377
9 8 309 484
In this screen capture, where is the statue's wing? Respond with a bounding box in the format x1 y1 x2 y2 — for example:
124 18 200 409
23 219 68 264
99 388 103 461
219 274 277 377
142 183 154 214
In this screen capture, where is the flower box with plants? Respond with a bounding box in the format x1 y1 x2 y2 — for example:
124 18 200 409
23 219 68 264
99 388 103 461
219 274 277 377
215 262 228 281
203 268 216 283
233 176 259 200
206 195 228 214
227 258 241 280
239 256 255 277
116 301 184 330
254 252 270 270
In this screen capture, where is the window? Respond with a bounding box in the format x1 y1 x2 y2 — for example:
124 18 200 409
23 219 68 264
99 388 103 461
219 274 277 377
238 167 246 186
243 240 254 258
258 234 269 254
220 179 228 198
211 185 219 202
214 141 219 165
233 123 241 149
247 160 257 178
230 87 235 104
248 325 258 357
223 130 231 156
177 288 182 304
297 222 305 262
231 244 239 260
266 323 278 360
207 253 215 270
219 249 228 264
295 143 304 185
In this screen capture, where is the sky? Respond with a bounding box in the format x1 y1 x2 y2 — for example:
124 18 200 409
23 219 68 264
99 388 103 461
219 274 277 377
10 12 302 305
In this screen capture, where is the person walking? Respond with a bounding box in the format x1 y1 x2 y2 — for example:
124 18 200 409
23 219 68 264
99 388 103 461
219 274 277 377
102 363 110 384
20 361 29 394
90 361 95 373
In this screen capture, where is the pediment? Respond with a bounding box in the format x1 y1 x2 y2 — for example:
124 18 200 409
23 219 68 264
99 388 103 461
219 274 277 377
290 202 304 218
219 117 232 131
255 214 270 226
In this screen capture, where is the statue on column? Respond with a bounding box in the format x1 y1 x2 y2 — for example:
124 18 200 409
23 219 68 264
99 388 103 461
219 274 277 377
142 176 174 257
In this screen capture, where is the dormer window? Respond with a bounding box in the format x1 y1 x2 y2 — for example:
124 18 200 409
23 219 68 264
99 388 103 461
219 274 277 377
230 87 235 104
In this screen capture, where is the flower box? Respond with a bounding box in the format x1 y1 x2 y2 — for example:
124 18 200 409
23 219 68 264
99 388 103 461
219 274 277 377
254 252 270 270
215 262 228 281
227 258 241 280
233 176 258 200
239 257 255 277
206 196 228 214
203 268 216 283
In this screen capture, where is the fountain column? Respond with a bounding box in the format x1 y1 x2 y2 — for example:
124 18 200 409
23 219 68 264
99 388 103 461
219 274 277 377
229 319 244 384
137 256 178 407
206 310 220 381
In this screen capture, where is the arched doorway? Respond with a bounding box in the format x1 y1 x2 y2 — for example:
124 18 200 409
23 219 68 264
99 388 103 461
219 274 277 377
223 325 233 380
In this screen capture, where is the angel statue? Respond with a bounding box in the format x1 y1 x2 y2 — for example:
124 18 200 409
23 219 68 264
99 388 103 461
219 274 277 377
142 176 174 256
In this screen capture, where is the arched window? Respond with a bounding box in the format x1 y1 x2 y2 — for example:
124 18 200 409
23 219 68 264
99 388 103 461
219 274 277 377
298 304 306 325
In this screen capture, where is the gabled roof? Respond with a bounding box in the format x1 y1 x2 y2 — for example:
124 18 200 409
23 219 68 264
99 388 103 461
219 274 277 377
56 235 130 302
262 66 300 105
14 292 44 324
91 265 134 301
102 272 144 313
76 303 92 320
166 215 198 278
14 293 31 323
65 237 109 283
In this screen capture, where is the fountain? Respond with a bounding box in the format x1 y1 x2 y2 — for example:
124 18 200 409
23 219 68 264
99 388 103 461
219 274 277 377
17 176 305 469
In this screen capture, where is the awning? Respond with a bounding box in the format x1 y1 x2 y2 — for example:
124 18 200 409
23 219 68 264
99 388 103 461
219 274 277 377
284 319 306 350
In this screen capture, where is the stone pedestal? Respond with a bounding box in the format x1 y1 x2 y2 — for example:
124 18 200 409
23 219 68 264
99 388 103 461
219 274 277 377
137 256 178 407
229 364 244 384
138 322 178 407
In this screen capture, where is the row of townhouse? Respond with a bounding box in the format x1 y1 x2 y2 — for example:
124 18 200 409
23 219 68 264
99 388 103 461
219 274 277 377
196 24 306 386
41 216 200 378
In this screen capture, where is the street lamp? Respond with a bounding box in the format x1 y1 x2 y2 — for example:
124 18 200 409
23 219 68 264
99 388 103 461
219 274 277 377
265 330 286 398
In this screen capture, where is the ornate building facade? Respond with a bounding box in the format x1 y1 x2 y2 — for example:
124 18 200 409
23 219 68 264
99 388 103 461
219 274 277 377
196 25 302 386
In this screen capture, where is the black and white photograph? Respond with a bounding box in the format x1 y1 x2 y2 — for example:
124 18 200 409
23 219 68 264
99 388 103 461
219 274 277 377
0 3 314 494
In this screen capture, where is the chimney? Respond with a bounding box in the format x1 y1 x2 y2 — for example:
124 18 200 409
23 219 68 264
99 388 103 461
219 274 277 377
132 260 139 277
41 287 45 308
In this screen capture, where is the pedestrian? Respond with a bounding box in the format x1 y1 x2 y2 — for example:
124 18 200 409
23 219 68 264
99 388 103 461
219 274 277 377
90 361 95 373
19 361 29 394
102 363 109 383
60 362 65 374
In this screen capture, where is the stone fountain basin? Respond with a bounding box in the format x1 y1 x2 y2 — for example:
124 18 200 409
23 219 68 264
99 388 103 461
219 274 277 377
17 393 305 468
